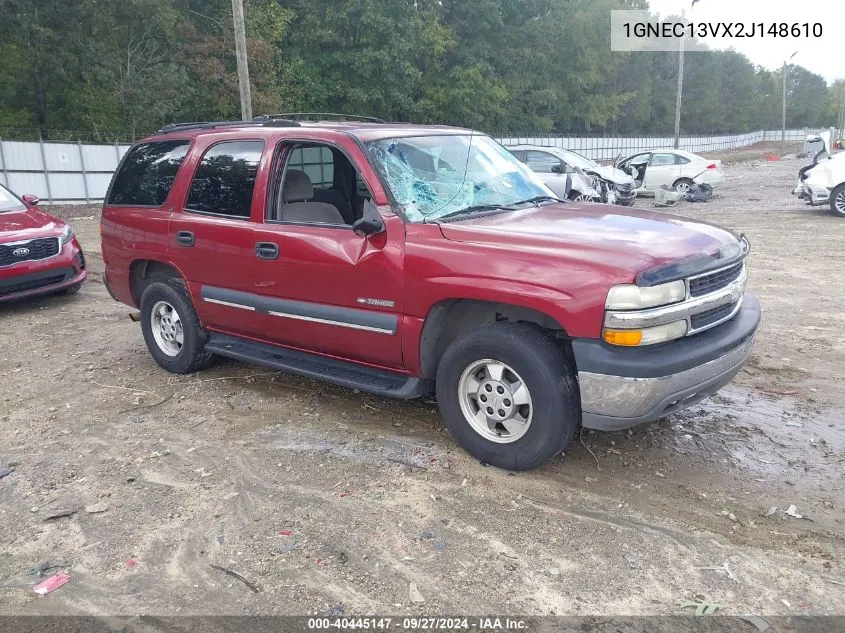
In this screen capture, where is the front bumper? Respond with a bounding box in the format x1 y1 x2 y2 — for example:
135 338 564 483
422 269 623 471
614 191 637 207
0 238 87 302
793 182 831 206
574 291 760 431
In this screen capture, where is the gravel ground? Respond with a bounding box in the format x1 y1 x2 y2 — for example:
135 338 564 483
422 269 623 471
1 155 843 618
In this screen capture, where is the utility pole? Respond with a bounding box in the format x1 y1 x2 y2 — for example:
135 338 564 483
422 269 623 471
673 32 685 149
231 0 253 121
838 87 845 149
781 51 798 157
673 4 696 149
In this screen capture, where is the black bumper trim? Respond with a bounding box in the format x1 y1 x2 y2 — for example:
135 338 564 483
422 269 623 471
0 267 76 297
572 291 761 379
102 272 118 302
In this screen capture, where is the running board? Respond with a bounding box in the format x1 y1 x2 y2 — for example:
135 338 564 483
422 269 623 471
205 333 427 399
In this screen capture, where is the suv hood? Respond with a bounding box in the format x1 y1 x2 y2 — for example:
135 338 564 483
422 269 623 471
438 203 743 280
0 207 62 242
583 164 635 186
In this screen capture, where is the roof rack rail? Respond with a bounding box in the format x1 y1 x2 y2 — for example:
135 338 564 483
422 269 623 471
156 119 300 134
256 112 386 123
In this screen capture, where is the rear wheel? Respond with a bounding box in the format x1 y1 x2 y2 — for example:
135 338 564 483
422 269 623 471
673 178 695 194
435 323 580 470
830 184 845 217
139 279 213 374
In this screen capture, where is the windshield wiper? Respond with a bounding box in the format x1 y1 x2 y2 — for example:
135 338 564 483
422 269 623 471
427 204 509 222
509 195 565 206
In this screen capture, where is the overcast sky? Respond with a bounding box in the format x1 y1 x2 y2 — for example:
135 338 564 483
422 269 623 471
647 0 844 83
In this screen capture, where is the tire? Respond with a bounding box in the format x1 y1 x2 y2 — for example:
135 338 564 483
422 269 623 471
568 190 596 203
673 177 694 194
830 184 845 217
435 322 580 470
139 279 213 374
57 282 82 296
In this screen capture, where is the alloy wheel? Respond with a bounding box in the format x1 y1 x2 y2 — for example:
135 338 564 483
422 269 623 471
150 300 184 357
457 359 533 444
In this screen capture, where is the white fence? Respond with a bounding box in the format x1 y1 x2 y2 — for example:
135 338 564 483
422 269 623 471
0 137 131 204
497 129 809 162
0 129 810 204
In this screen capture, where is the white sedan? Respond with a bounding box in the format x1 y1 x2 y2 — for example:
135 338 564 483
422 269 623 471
616 149 725 196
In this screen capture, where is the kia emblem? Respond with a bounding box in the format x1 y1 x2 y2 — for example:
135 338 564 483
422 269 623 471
12 247 30 257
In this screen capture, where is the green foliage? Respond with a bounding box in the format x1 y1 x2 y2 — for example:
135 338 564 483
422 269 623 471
0 0 838 140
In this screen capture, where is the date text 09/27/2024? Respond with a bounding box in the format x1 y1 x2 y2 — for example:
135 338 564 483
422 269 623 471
307 617 529 630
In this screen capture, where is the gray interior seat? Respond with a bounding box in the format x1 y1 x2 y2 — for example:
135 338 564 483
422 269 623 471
280 169 344 224
311 187 353 224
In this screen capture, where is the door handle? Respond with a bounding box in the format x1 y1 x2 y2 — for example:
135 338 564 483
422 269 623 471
176 231 194 247
255 242 279 260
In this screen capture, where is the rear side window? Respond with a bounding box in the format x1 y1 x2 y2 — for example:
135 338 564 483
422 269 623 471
651 153 677 166
524 150 560 173
185 140 264 218
107 141 190 206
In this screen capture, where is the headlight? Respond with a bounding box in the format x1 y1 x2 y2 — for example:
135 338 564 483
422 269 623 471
603 320 688 347
605 280 686 310
59 224 75 246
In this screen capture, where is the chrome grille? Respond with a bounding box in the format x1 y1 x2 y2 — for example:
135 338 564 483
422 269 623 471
689 262 744 297
0 237 60 267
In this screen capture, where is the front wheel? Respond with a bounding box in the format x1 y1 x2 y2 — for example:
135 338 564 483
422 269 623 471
830 184 845 217
568 190 597 203
139 279 214 374
435 323 580 470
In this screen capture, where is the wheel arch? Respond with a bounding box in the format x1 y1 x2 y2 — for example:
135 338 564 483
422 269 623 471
129 259 188 306
418 298 572 380
831 182 845 217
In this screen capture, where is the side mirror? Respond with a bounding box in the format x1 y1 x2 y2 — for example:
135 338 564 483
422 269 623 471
352 215 384 237
551 164 564 174
22 194 40 205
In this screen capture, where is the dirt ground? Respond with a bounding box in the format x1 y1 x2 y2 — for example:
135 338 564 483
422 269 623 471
1 155 843 619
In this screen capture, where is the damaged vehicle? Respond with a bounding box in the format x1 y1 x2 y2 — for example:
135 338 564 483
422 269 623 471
616 149 725 196
506 145 636 205
793 130 845 216
101 117 759 471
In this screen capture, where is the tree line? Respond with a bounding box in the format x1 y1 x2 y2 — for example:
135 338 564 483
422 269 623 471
0 0 841 142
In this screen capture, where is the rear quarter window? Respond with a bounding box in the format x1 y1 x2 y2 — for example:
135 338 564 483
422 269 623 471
107 140 190 206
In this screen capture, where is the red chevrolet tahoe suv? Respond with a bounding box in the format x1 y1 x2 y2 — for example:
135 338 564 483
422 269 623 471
100 116 760 470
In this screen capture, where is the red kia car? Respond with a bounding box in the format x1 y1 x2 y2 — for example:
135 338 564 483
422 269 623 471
0 183 86 302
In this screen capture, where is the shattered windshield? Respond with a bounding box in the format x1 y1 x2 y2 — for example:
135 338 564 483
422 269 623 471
365 134 552 222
